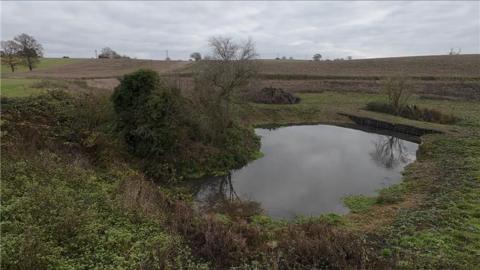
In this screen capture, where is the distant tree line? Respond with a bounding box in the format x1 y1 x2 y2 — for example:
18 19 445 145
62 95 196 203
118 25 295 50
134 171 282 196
1 33 43 72
98 47 129 59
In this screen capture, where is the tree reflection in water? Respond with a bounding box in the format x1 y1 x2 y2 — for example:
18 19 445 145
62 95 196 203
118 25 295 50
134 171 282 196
194 173 263 217
370 136 411 169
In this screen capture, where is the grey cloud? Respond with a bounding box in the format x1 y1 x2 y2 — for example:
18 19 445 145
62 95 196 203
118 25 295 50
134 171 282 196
1 1 478 60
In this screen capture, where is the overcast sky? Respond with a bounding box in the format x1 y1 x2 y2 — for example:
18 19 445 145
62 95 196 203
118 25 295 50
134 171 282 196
1 1 479 60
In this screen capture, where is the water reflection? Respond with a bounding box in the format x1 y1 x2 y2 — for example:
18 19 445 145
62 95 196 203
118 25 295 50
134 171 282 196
370 136 412 169
193 125 418 219
196 173 239 203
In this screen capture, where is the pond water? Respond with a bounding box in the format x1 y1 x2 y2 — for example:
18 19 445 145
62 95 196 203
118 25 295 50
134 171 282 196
194 125 418 219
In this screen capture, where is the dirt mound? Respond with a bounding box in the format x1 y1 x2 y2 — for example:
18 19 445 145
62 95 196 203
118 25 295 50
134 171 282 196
249 87 300 104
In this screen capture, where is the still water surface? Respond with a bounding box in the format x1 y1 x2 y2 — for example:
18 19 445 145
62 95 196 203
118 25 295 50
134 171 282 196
195 125 418 219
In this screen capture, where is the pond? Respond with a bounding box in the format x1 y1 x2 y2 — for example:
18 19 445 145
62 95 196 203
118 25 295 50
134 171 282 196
193 125 419 219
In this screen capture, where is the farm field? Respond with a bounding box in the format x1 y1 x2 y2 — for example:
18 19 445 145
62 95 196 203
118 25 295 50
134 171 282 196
3 55 478 101
0 57 84 74
3 54 480 79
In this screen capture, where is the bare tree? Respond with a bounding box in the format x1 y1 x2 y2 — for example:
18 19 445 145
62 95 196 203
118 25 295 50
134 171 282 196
14 33 43 71
313 53 322 61
190 52 202 61
449 48 461 55
193 36 258 134
383 77 412 115
370 136 410 169
98 47 121 59
1 40 22 72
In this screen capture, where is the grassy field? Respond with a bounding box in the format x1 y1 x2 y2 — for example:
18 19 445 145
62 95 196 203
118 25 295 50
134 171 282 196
1 58 83 75
0 79 46 98
243 92 480 129
2 58 190 79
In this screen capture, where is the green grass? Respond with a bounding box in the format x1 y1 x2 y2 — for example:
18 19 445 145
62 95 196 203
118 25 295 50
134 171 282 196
386 134 480 268
0 78 45 98
343 195 377 214
244 92 480 130
1 58 81 74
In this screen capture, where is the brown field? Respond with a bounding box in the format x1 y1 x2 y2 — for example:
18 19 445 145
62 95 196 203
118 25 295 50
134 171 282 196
257 54 480 78
4 54 479 100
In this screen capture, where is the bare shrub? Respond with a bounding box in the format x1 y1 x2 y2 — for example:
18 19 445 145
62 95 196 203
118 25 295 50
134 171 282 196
169 201 265 269
277 222 374 269
117 170 167 218
193 36 258 137
382 77 412 115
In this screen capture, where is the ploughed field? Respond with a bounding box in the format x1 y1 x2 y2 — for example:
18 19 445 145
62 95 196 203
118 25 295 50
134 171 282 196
3 55 480 100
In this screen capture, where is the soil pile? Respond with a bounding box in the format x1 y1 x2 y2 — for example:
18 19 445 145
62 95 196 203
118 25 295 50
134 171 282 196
249 87 300 104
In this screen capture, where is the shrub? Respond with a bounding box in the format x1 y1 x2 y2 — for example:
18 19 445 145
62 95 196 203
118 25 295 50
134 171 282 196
366 101 457 124
382 77 412 115
112 69 192 179
248 87 300 104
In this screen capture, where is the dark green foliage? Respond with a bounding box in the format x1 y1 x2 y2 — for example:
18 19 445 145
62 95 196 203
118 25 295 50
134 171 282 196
111 69 160 132
111 69 189 178
366 101 458 124
112 69 260 180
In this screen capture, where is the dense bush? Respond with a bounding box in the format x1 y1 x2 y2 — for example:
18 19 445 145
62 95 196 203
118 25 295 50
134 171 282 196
112 69 192 178
112 69 260 180
366 101 457 124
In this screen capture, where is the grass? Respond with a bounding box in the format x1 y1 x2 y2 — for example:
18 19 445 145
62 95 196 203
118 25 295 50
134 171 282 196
0 79 45 98
1 58 81 74
243 92 480 130
343 195 377 214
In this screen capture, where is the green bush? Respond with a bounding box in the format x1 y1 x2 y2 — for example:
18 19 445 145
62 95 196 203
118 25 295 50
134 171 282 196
112 69 192 179
112 69 260 180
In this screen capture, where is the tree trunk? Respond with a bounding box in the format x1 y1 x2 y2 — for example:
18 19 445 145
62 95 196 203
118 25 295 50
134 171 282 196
10 65 14 72
27 57 33 71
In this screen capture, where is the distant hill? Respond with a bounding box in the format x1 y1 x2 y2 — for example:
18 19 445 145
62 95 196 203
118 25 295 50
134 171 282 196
4 54 479 79
257 54 480 78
